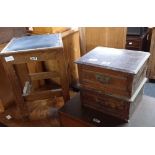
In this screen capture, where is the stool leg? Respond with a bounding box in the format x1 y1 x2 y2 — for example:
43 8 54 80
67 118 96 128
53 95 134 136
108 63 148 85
1 59 28 119
57 52 70 103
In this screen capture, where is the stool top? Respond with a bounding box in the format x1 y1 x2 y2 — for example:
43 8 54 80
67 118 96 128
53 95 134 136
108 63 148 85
1 33 63 55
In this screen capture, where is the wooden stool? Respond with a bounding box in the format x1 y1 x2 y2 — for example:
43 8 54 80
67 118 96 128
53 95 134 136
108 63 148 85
0 34 70 118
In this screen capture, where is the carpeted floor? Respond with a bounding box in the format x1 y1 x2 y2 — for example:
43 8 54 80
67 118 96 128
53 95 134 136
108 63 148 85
144 82 155 98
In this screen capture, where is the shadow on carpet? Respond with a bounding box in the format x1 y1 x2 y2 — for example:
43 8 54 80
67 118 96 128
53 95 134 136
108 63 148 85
144 82 155 98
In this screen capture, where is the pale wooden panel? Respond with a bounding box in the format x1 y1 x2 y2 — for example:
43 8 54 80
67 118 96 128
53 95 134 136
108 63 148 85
45 29 81 86
79 27 127 55
27 62 45 89
62 30 81 86
32 27 70 34
148 28 155 79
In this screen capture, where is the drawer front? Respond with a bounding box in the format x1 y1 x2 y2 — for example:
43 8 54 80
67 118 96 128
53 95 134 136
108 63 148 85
126 38 141 49
80 88 129 120
79 67 132 99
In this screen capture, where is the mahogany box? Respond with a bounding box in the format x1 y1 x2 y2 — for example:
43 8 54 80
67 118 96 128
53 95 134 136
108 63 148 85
76 47 150 121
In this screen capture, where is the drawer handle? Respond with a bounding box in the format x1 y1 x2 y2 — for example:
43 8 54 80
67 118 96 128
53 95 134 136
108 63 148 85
128 42 133 45
30 57 38 61
95 74 111 84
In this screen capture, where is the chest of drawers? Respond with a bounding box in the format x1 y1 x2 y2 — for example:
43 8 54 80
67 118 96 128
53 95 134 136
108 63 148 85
76 47 150 121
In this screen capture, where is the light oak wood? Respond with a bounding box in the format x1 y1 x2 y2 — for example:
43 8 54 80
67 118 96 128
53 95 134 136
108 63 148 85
29 71 59 81
32 27 71 34
79 27 127 55
44 28 81 86
0 34 70 118
23 89 62 101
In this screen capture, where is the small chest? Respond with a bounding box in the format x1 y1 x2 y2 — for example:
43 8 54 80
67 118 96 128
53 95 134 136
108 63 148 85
76 47 150 100
76 47 150 121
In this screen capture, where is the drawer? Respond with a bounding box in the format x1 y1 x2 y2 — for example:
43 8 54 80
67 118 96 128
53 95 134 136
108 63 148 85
80 88 129 120
78 66 131 99
126 38 141 49
80 79 144 121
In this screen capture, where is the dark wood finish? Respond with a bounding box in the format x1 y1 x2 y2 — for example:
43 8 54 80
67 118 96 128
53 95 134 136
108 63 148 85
76 47 149 121
80 78 145 121
59 93 155 127
0 34 70 118
0 27 28 44
76 47 150 99
147 28 155 80
126 29 151 51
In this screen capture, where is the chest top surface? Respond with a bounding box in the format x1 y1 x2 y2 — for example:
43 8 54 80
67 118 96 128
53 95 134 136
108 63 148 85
76 47 150 74
0 33 63 55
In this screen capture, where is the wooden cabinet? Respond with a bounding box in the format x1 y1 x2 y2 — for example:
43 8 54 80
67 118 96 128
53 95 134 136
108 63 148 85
79 27 127 55
125 29 151 51
76 47 149 121
76 47 149 99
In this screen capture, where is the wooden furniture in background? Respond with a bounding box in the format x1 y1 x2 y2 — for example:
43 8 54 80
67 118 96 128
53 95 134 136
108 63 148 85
125 28 151 51
32 27 71 34
79 27 127 55
0 34 70 118
32 28 81 87
147 28 155 80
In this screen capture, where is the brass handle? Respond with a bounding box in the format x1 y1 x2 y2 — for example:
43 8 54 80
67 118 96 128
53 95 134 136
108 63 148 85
95 73 111 84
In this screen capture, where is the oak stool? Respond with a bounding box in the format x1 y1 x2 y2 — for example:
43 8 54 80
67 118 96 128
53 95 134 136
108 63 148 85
0 34 70 118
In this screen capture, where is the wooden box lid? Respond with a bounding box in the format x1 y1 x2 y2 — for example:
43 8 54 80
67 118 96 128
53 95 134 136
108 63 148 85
76 47 150 74
0 34 63 55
